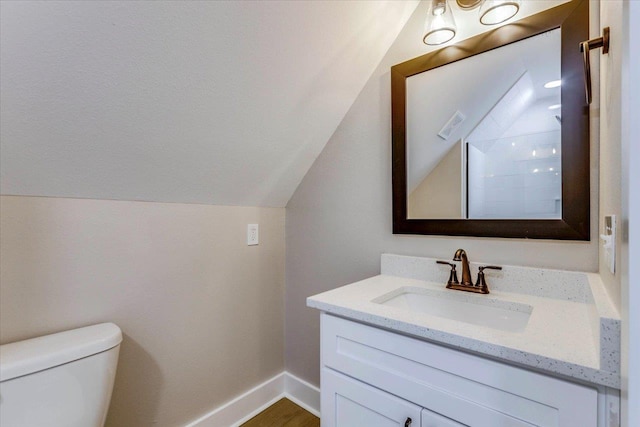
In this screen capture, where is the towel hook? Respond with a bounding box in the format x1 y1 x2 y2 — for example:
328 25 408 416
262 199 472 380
580 27 610 104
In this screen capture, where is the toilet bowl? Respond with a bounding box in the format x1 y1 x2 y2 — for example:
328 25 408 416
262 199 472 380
0 323 122 427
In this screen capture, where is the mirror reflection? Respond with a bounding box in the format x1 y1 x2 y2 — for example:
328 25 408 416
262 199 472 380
407 29 561 219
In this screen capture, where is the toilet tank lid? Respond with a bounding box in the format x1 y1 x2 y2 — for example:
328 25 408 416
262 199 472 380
0 323 122 382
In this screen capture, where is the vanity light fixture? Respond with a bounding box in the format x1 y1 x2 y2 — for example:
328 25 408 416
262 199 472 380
424 0 457 45
479 0 521 25
548 104 562 110
425 0 521 46
456 0 483 10
544 79 562 88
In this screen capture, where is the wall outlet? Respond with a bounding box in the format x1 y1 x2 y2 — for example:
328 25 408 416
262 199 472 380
247 224 259 246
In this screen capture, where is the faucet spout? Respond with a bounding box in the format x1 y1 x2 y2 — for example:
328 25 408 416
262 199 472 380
453 249 472 286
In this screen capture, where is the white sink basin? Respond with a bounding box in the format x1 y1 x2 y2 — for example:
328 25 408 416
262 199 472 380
373 287 532 333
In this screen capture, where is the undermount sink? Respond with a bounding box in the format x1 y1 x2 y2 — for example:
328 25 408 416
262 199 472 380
373 287 532 333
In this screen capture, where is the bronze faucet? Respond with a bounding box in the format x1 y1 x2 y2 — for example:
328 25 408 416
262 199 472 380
436 249 502 294
453 249 472 286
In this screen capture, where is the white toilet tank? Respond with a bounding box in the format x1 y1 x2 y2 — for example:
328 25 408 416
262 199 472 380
0 323 122 427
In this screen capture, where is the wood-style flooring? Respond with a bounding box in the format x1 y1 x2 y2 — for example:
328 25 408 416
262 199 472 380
240 398 320 427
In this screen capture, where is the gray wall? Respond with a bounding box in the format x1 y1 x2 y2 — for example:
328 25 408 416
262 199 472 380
620 0 640 424
0 196 285 426
598 0 623 316
285 1 602 386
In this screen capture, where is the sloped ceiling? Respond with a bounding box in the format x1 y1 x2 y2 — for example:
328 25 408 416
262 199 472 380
0 0 419 207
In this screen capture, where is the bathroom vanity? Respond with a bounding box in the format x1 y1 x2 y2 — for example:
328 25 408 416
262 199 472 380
308 254 620 427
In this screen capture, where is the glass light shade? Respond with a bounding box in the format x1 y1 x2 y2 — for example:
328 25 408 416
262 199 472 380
423 0 457 45
455 0 482 10
479 0 520 25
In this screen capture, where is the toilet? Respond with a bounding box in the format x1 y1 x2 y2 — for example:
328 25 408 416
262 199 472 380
0 323 122 427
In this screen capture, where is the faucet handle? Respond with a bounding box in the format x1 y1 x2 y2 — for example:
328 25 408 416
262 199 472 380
436 261 459 286
478 265 502 272
475 265 502 293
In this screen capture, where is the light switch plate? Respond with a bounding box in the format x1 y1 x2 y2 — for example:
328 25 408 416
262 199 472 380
247 224 259 246
600 215 616 274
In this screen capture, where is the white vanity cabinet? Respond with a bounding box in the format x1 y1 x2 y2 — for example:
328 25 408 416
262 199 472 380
320 313 599 427
322 368 422 427
323 368 465 426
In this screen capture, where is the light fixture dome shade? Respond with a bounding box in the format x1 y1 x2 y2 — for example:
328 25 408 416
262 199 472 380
479 0 520 25
423 0 457 45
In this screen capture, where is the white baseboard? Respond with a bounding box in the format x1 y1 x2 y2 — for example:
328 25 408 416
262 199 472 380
284 372 321 417
185 371 320 427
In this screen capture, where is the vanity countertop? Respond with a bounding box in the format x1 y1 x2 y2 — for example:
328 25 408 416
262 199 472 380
307 254 620 389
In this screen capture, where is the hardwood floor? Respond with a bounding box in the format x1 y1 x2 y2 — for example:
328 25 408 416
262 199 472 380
240 398 320 427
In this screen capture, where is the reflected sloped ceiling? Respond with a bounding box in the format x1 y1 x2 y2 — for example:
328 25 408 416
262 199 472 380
0 0 419 207
407 24 561 193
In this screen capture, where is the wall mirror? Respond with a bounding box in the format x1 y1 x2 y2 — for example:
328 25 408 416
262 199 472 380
392 0 590 239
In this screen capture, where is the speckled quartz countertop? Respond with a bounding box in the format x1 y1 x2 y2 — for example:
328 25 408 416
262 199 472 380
307 254 621 389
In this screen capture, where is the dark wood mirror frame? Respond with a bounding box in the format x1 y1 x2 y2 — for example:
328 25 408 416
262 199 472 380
392 0 589 240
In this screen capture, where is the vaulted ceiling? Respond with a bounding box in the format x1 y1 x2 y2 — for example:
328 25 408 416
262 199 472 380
0 0 419 207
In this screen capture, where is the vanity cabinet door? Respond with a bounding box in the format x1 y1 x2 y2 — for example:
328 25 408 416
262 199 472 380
322 368 422 427
321 314 597 427
421 409 466 427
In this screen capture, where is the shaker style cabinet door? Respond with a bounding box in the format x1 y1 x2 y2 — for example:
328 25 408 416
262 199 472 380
321 368 421 427
421 408 466 427
321 314 597 427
